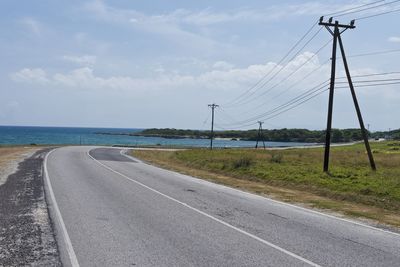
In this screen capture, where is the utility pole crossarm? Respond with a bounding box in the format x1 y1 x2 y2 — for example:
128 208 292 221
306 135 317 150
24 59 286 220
318 16 356 29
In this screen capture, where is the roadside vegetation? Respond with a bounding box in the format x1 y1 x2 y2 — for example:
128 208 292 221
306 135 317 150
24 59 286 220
133 141 400 227
128 128 400 143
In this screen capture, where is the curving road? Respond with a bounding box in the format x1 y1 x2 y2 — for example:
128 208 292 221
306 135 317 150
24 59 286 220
44 146 400 267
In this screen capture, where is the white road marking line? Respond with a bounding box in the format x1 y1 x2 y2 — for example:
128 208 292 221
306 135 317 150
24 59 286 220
121 148 400 238
44 149 80 267
87 149 321 267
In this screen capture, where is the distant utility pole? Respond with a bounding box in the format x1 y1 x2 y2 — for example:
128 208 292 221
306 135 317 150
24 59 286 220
255 121 266 149
208 103 219 150
319 17 376 172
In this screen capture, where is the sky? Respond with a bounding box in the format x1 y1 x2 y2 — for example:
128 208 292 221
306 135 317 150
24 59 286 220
0 0 399 131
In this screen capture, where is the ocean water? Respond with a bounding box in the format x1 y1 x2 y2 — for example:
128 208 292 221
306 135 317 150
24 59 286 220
0 126 315 148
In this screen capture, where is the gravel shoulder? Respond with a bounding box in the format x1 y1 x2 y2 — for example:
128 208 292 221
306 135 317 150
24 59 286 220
0 147 61 266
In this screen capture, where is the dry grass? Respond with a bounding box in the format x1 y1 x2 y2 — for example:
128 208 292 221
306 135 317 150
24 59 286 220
132 141 400 228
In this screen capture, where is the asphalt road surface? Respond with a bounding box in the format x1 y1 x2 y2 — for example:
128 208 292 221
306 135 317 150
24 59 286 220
45 146 400 267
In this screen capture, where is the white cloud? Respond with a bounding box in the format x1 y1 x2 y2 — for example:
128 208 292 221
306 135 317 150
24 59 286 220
52 67 132 89
12 51 394 106
10 51 327 93
62 55 97 66
10 68 49 84
388 36 400 43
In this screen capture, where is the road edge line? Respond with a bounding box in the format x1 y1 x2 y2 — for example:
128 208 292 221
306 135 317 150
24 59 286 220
88 149 321 267
44 148 80 267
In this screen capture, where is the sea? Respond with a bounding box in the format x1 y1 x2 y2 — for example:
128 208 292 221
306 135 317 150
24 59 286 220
0 126 315 148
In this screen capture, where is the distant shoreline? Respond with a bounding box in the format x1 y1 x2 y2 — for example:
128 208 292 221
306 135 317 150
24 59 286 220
1 126 397 147
95 127 399 143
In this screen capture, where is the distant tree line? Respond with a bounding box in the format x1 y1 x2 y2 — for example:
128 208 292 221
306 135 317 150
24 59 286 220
133 128 400 143
371 129 400 140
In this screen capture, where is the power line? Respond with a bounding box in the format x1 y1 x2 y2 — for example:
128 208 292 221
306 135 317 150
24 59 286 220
260 77 400 116
338 78 400 84
239 72 400 122
234 35 330 107
214 123 257 130
218 81 329 127
223 22 319 107
232 50 399 114
237 58 331 117
234 28 324 106
269 58 330 99
238 63 400 117
344 71 400 78
240 85 328 125
259 89 328 123
223 25 323 107
347 48 400 58
337 80 400 88
223 1 400 109
323 0 386 17
234 69 400 120
219 71 400 128
238 78 329 121
355 6 400 20
216 87 326 129
223 22 320 107
333 0 400 18
216 78 400 130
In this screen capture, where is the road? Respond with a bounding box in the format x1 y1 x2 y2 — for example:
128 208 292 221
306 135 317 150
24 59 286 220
45 146 400 267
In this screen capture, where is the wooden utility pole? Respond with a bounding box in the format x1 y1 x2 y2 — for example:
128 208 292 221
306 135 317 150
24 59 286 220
319 17 375 172
208 103 219 150
255 121 266 149
337 33 376 170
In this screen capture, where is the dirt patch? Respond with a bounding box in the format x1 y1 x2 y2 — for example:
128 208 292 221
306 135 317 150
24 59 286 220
0 148 61 266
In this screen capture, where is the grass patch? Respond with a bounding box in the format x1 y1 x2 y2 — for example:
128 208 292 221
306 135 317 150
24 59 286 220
232 156 253 169
132 141 400 228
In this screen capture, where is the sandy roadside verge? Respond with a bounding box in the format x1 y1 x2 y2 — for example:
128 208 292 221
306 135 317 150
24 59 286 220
0 147 61 266
0 147 41 186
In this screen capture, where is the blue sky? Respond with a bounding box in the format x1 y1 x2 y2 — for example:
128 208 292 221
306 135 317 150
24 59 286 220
1 0 399 130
